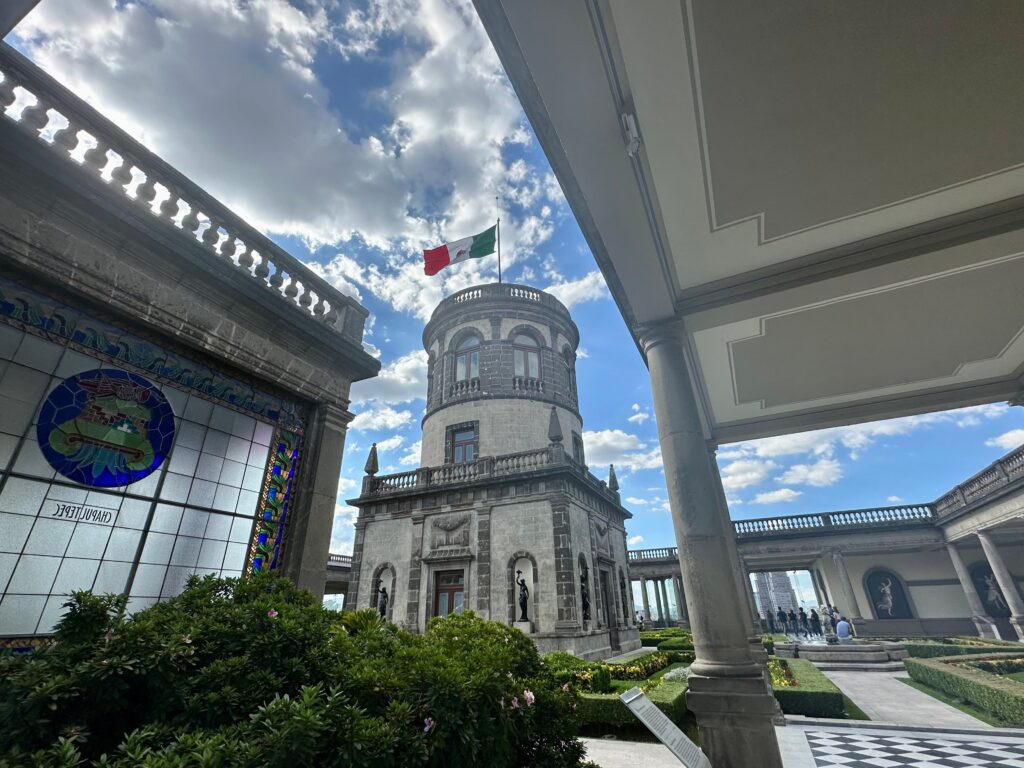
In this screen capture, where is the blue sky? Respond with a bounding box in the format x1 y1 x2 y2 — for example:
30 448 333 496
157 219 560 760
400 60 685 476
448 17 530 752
9 0 1024 560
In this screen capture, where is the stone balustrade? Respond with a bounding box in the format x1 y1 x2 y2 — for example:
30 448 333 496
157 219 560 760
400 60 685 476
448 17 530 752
433 283 566 320
327 554 352 568
933 444 1024 516
356 444 622 507
0 43 367 343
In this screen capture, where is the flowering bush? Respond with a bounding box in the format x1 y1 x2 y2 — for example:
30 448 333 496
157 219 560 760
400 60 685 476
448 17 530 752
542 651 612 693
607 652 671 681
767 659 796 689
0 575 585 767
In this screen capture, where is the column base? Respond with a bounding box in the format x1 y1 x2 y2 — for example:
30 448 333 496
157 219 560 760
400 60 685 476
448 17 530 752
686 673 784 768
1010 615 1024 642
749 637 786 726
971 615 1000 640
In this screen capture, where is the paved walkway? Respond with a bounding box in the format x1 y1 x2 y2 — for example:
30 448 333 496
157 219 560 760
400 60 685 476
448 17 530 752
603 646 657 663
582 737 680 767
821 669 990 728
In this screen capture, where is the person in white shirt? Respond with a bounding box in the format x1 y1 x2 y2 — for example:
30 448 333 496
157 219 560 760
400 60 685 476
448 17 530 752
836 616 853 644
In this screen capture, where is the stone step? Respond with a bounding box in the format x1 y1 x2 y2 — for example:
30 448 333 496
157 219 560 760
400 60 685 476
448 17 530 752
813 661 906 672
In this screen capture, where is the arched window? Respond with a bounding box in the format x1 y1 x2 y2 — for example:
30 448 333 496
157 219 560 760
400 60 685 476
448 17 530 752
455 334 480 382
513 333 539 379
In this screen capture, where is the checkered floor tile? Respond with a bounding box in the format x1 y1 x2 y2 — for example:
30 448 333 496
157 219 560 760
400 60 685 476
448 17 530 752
807 730 1024 768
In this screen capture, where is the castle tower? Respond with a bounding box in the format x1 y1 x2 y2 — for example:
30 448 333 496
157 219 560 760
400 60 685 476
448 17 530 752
347 284 640 658
421 283 584 467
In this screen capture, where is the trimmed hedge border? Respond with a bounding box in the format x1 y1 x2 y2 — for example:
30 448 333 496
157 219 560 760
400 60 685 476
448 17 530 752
579 679 688 727
903 643 1020 659
905 653 1024 726
772 658 844 718
657 639 695 652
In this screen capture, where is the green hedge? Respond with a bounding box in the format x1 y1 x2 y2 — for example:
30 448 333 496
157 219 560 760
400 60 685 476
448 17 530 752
579 680 688 727
903 643 1020 659
905 654 1024 726
657 639 695 652
639 629 692 647
772 658 844 718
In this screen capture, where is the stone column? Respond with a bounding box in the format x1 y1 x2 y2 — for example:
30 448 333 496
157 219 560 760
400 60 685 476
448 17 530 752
653 577 665 624
282 403 352 598
674 574 689 624
640 576 652 621
640 320 783 768
945 541 999 639
977 531 1024 640
660 578 672 622
831 550 864 626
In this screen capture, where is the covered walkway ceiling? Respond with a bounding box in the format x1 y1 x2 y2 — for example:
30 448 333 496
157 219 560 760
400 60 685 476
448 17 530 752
474 0 1024 443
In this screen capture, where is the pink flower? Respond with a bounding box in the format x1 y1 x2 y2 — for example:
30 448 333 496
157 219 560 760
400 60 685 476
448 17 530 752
561 683 570 693
453 636 458 641
103 628 114 644
267 608 279 619
506 671 513 678
423 717 436 734
511 697 520 710
523 689 535 706
182 634 192 645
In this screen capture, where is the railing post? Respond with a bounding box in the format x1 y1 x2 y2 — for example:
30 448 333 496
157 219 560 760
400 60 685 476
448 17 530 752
416 468 430 488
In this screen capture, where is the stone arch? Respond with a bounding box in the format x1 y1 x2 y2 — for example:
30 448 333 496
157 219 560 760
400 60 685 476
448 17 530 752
507 551 539 625
578 553 592 623
506 324 546 348
863 567 914 620
968 561 1012 618
447 327 484 353
371 561 398 622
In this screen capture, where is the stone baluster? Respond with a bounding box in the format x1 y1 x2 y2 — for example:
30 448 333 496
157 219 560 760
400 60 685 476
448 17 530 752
83 140 110 176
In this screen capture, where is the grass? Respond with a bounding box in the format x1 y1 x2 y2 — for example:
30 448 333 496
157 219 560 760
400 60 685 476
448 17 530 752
1008 671 1024 683
897 677 1011 727
841 695 870 721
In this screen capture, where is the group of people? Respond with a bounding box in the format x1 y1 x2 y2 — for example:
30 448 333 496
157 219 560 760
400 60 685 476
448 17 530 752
773 605 854 643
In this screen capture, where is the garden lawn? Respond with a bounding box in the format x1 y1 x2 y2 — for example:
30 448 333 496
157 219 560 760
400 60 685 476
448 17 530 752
770 658 845 718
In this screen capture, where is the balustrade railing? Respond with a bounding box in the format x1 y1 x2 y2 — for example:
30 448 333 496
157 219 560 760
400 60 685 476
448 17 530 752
512 376 544 393
492 447 551 474
327 554 352 567
432 283 568 321
0 43 367 342
933 444 1024 517
448 378 480 398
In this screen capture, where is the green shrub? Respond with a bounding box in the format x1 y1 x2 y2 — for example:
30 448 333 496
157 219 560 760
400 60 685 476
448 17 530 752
903 643 1021 659
579 679 688 727
543 652 613 694
0 576 586 768
639 628 692 647
656 639 694 652
771 659 844 718
906 655 1024 726
607 653 671 681
968 656 1024 676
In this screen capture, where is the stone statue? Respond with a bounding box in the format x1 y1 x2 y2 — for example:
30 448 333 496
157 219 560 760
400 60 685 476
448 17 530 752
377 586 389 618
875 578 893 617
580 569 591 621
516 569 530 622
984 574 1009 611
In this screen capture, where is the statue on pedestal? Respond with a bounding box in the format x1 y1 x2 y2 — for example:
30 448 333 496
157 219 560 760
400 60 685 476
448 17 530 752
377 586 389 618
580 569 591 621
516 570 530 622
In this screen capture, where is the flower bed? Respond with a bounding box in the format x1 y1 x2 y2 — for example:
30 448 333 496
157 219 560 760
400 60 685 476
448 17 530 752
905 653 1024 726
639 628 692 647
769 658 844 718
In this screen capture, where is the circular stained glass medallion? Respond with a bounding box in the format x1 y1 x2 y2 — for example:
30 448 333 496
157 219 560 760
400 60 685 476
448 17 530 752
36 368 176 488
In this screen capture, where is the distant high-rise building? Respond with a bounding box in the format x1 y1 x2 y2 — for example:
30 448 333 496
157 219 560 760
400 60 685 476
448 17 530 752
752 571 799 617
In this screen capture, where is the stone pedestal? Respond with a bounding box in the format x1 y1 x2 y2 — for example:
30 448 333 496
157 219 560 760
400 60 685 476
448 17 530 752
686 674 785 768
514 620 533 635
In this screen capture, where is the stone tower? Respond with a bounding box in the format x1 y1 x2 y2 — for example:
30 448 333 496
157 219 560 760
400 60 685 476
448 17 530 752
420 283 584 466
347 283 639 659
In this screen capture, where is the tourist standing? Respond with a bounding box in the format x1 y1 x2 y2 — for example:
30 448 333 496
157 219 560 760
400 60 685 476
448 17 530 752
798 607 810 637
786 608 798 635
809 609 822 636
775 606 787 633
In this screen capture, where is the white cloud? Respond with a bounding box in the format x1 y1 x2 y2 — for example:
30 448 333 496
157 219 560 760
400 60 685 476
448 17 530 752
330 500 360 553
886 495 903 503
582 429 662 471
720 459 778 492
627 403 650 424
399 440 422 466
627 535 644 546
985 429 1024 452
14 0 558 319
337 475 358 494
775 458 843 488
625 497 648 506
376 435 405 452
351 349 428 405
544 270 609 309
350 405 413 431
753 488 802 504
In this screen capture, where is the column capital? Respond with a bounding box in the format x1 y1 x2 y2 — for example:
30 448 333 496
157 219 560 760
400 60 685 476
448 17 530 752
636 317 685 355
321 401 354 431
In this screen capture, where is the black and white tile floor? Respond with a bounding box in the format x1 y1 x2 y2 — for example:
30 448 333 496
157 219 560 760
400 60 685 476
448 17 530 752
806 729 1024 768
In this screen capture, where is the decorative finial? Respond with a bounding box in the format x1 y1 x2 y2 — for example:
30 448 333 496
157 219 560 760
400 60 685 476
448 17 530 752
608 464 619 492
364 443 379 476
547 406 563 444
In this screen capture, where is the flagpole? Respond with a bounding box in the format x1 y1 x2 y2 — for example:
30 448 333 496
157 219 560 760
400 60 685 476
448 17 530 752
495 194 502 284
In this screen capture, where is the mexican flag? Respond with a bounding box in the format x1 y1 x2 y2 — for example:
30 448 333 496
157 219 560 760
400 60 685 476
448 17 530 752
423 225 497 276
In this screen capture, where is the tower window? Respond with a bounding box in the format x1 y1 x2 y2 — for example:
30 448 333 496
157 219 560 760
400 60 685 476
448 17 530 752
572 433 585 464
455 335 480 381
446 422 479 464
512 333 540 379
